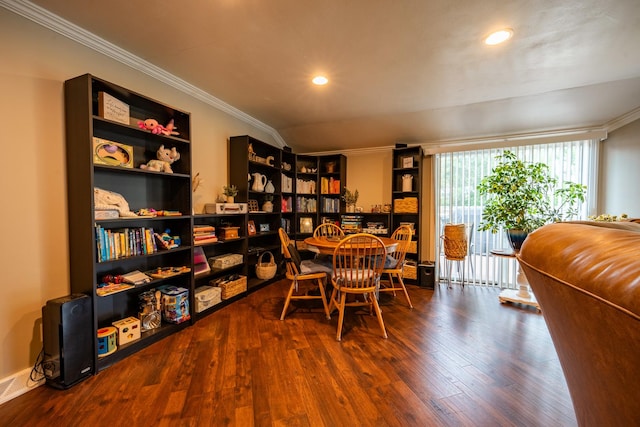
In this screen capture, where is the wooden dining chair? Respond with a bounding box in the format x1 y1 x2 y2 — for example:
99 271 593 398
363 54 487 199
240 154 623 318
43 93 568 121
278 228 331 320
379 225 414 308
313 222 345 238
328 233 388 341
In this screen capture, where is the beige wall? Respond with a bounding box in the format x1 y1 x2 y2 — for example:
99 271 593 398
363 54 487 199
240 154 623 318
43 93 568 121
0 8 275 379
601 119 640 217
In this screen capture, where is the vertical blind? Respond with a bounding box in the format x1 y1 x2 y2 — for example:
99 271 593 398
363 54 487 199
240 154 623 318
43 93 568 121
434 140 598 288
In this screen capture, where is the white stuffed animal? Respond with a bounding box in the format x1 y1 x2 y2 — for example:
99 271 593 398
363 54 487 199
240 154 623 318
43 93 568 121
94 187 137 217
140 145 180 173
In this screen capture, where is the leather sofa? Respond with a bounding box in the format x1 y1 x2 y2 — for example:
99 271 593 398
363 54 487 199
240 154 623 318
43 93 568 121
518 221 640 426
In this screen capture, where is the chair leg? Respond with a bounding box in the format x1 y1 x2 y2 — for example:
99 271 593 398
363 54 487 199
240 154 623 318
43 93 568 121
370 292 388 339
317 277 331 320
328 287 338 316
396 275 413 308
386 272 398 296
447 259 453 289
280 283 295 320
336 291 347 341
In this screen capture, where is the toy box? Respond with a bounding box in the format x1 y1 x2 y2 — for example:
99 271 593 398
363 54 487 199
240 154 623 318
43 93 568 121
93 137 133 168
159 286 190 323
195 286 222 313
111 316 141 345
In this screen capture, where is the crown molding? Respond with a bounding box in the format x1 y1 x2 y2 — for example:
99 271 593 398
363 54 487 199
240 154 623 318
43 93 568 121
0 0 286 148
604 107 640 134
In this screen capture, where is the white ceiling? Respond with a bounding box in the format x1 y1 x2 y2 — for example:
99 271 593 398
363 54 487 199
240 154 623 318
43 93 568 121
21 0 640 152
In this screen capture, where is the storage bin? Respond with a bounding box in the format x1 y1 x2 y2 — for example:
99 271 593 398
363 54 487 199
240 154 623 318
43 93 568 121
394 197 418 213
210 275 247 300
195 286 222 312
208 253 243 269
403 261 418 280
418 262 435 289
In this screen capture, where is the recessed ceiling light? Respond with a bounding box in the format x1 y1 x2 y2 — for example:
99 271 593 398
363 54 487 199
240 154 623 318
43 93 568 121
312 75 329 85
484 28 514 45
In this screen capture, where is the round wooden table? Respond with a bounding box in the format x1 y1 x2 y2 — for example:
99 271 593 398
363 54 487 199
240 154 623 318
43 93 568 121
304 235 399 255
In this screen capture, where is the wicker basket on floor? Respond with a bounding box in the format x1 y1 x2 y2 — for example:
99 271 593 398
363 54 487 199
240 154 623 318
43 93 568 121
441 224 468 260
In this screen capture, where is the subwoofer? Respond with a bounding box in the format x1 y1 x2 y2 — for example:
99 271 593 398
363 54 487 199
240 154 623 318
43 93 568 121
42 294 94 389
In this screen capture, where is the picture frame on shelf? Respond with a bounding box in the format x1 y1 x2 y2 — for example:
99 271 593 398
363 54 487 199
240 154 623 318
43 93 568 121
98 91 130 125
248 220 257 235
259 223 270 232
300 217 313 234
402 156 413 168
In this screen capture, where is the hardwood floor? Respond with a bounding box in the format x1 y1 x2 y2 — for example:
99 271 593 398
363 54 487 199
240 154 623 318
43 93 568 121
0 280 577 426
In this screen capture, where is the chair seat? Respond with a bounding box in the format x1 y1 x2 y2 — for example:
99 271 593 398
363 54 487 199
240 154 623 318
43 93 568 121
300 259 332 274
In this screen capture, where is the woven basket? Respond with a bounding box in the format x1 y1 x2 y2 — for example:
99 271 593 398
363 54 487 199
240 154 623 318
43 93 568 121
256 251 277 280
442 224 468 260
403 261 417 280
216 276 247 300
394 197 418 213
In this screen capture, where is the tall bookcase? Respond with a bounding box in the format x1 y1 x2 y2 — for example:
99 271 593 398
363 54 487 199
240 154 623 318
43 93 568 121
64 74 194 371
391 146 423 281
228 135 283 290
318 154 347 226
294 154 319 240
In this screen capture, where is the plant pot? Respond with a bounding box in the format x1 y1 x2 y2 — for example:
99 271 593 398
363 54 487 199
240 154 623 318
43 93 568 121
507 229 529 252
226 196 234 203
346 204 355 213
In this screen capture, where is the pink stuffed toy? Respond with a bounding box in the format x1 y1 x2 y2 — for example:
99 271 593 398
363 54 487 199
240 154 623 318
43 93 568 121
138 119 179 137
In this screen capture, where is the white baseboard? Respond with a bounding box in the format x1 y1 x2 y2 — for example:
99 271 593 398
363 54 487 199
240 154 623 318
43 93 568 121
0 368 44 405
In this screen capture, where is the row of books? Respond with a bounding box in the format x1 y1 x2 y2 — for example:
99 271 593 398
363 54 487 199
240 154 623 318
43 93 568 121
194 224 218 245
297 197 317 213
320 177 341 194
95 225 157 262
320 197 341 213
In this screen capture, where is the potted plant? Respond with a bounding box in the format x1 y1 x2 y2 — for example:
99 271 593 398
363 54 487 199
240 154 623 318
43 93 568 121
342 187 359 213
477 150 586 250
223 185 238 203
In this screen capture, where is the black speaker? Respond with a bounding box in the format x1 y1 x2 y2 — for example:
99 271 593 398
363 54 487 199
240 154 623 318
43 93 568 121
42 294 94 389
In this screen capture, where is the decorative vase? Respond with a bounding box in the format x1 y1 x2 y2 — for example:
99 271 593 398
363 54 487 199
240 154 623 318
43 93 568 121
265 180 275 193
262 200 273 213
226 196 234 203
346 203 356 213
507 229 529 252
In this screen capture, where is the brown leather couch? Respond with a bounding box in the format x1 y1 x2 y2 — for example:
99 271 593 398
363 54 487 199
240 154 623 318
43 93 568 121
518 221 640 426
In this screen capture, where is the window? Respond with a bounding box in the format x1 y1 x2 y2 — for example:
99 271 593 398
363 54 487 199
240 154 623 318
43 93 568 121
434 140 597 287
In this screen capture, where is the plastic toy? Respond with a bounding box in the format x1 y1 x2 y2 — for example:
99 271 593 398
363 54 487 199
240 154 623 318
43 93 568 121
140 145 180 173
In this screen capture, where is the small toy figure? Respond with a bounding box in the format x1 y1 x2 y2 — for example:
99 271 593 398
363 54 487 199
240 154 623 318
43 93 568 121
154 229 180 250
140 145 180 173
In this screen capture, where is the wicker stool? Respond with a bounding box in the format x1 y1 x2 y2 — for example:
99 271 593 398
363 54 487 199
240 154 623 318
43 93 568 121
440 224 468 288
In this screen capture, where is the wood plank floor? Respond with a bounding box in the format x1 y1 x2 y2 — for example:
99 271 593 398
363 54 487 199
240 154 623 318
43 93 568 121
0 280 577 427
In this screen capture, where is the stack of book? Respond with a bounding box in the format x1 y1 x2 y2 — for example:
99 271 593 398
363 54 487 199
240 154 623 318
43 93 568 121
194 225 218 245
341 215 363 234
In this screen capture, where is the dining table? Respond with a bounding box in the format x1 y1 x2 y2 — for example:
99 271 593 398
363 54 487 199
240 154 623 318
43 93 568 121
304 234 399 255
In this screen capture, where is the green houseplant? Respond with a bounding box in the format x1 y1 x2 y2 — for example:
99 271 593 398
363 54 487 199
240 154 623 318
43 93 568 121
342 187 359 213
477 151 586 249
223 185 238 203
